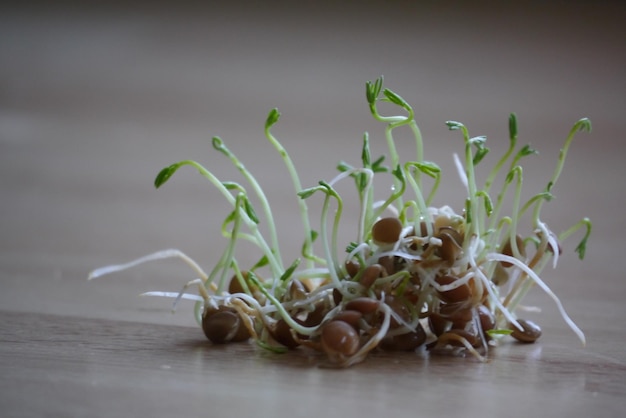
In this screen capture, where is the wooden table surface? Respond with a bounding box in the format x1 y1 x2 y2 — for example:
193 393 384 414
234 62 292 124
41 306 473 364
1 1 625 417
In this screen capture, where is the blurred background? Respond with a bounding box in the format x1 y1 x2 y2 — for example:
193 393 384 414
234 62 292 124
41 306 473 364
1 0 624 334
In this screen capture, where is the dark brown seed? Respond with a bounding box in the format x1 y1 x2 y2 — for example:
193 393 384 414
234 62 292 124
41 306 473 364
372 217 403 244
288 279 307 301
492 261 510 286
440 329 479 347
436 231 463 265
202 310 239 344
377 255 395 275
435 275 472 304
304 302 328 327
228 273 246 294
273 318 300 349
477 305 496 334
500 234 526 268
428 313 450 336
510 319 542 343
384 295 410 328
321 320 360 356
344 297 380 315
345 260 360 278
438 226 463 246
380 324 427 351
332 288 343 306
231 318 252 342
360 264 383 288
419 221 434 237
332 310 363 330
468 276 488 303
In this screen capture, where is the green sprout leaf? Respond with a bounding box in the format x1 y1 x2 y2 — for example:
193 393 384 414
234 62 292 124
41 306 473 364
477 190 494 216
336 161 353 173
415 161 441 178
279 258 301 282
486 329 514 337
361 133 372 167
574 118 592 133
464 198 472 224
345 241 359 253
517 144 538 159
266 108 281 129
243 198 259 224
297 186 322 200
371 155 388 173
366 76 384 104
154 164 179 189
250 254 270 271
383 88 409 108
509 113 518 141
445 121 464 131
473 146 490 166
575 218 592 260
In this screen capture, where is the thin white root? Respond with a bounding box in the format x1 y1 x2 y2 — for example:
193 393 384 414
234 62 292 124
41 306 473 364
88 248 209 282
486 252 586 346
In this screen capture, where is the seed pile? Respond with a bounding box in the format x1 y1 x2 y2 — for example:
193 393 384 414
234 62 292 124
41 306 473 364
89 77 591 367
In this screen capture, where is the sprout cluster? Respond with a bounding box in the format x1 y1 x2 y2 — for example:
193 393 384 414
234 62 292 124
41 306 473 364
89 77 591 367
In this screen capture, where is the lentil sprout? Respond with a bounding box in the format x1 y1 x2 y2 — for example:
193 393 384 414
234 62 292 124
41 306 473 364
89 77 592 367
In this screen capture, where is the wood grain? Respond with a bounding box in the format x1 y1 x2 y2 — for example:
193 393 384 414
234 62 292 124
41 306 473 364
1 310 624 418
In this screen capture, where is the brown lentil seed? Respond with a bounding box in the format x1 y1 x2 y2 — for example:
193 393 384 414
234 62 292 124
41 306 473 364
360 264 383 288
510 319 542 343
344 297 380 315
304 302 329 327
435 275 472 304
332 310 363 331
228 273 246 294
345 260 360 278
440 329 480 347
321 320 360 357
428 313 450 336
273 318 300 349
436 232 463 265
332 288 343 306
288 279 308 301
377 256 394 276
477 305 496 334
500 234 526 268
372 217 403 244
202 309 240 344
380 325 427 351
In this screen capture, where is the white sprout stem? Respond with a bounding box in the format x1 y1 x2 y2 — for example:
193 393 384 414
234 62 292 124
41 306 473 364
465 237 521 330
384 123 404 209
214 200 246 293
506 256 550 315
484 131 516 194
319 191 343 289
453 153 469 192
213 139 284 270
464 140 480 239
404 163 432 235
265 124 316 269
328 167 373 245
485 252 585 345
536 220 560 269
141 291 204 302
508 167 525 261
181 160 284 278
88 249 209 282
409 120 424 190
